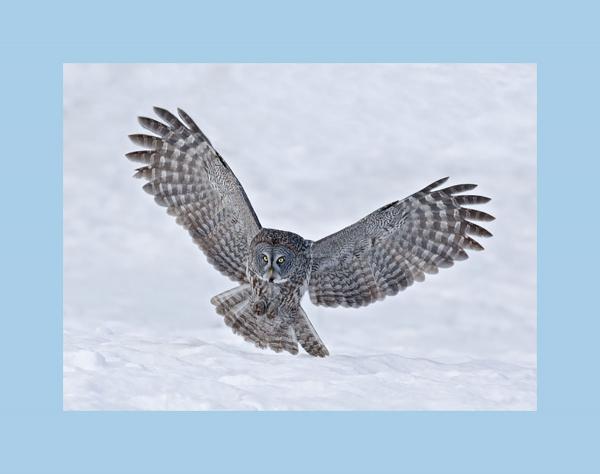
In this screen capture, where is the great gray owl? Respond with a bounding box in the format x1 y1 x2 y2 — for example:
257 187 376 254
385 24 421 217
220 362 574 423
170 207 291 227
126 107 494 357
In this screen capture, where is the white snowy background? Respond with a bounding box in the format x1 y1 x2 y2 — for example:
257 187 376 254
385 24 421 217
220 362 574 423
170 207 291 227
63 64 536 410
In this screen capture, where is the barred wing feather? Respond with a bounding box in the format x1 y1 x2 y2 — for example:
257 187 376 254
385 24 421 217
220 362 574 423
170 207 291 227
309 177 494 308
126 107 261 283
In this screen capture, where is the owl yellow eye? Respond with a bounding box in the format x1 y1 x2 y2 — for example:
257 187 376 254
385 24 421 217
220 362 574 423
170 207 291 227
276 256 285 264
262 255 269 263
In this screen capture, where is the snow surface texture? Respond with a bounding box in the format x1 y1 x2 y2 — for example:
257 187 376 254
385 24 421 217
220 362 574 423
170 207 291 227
64 64 536 410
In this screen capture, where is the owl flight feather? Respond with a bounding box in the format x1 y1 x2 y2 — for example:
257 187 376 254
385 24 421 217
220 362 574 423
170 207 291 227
126 107 494 357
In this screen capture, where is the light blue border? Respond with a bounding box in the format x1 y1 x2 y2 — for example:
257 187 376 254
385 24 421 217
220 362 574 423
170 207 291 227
2 1 599 473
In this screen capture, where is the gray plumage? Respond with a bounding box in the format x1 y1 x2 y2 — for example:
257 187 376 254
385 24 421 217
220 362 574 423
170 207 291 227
126 107 494 357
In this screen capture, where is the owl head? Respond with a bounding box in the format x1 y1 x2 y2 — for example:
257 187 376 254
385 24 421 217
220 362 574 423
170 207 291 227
250 228 308 283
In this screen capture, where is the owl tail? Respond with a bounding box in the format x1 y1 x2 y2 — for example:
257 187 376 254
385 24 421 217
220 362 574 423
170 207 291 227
293 306 329 357
210 285 329 357
210 284 253 319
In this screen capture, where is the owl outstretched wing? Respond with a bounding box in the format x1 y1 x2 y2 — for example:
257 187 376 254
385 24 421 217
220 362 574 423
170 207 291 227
309 177 494 308
126 107 261 283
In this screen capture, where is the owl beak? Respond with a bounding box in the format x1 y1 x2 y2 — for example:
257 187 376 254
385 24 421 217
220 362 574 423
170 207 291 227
266 267 275 282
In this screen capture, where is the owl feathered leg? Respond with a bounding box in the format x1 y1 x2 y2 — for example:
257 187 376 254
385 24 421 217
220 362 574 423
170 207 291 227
210 286 329 357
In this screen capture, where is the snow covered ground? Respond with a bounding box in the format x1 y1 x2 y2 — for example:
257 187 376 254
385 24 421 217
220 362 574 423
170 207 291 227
63 64 536 410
